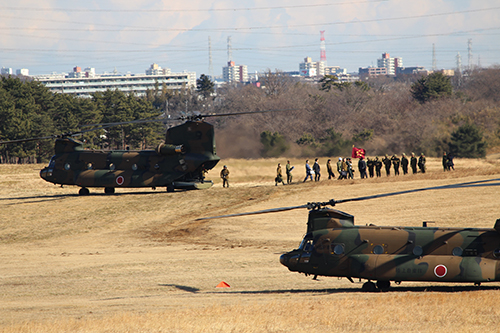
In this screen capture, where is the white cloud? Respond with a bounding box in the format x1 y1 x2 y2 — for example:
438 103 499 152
0 0 498 75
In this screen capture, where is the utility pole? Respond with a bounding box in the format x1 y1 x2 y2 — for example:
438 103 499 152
467 38 473 71
227 36 232 63
208 36 214 80
432 43 437 71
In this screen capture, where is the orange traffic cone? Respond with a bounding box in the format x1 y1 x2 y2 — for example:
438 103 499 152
216 281 230 288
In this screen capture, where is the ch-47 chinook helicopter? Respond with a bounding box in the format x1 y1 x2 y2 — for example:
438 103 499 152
0 110 281 195
199 178 500 292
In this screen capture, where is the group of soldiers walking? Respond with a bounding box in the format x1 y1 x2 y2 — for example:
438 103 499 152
224 151 454 187
274 152 434 185
371 152 427 177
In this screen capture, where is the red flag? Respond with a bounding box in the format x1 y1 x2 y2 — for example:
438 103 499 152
352 146 366 159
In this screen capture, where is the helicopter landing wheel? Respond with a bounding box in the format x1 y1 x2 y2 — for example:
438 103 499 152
166 185 174 192
79 187 90 196
362 281 377 292
104 187 115 194
376 280 391 292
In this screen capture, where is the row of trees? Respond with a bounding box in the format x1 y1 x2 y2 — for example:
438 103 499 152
1 67 499 163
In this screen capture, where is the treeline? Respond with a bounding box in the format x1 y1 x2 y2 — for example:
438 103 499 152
0 77 199 163
216 68 500 159
1 68 500 163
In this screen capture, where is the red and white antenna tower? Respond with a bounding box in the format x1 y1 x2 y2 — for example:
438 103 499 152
320 30 326 64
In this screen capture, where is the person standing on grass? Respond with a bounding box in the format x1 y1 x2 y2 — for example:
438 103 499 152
220 165 230 187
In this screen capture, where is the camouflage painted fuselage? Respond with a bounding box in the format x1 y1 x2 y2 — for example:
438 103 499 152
280 209 500 284
40 121 220 190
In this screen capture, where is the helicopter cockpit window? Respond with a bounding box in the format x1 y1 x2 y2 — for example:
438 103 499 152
333 244 345 255
299 237 314 253
48 157 56 168
109 163 115 171
452 247 463 256
493 249 500 258
413 245 423 256
373 245 384 255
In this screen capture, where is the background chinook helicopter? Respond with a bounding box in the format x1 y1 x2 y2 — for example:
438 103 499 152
199 178 500 292
0 110 285 195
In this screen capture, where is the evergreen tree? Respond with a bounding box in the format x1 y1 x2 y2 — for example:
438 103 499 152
448 122 486 158
196 74 215 100
410 72 452 103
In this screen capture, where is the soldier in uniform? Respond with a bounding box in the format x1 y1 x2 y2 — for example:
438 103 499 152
346 158 354 179
375 157 382 177
442 152 449 171
401 153 409 175
391 154 400 176
382 154 391 176
410 152 418 174
358 157 367 179
313 158 321 181
367 157 375 178
285 160 293 184
326 159 335 179
275 163 286 186
220 165 230 187
418 153 426 173
337 157 344 180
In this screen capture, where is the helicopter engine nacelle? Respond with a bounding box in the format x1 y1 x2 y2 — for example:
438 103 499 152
155 142 185 156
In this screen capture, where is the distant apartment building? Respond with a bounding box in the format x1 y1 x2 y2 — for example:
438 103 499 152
222 61 248 83
396 66 429 76
377 53 402 75
324 66 347 76
35 64 196 98
358 67 388 78
299 57 325 77
1 67 13 75
145 63 171 76
16 68 29 76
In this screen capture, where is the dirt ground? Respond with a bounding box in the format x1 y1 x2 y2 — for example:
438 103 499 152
1 156 500 332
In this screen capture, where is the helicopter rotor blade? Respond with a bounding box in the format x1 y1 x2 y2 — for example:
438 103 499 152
199 109 298 118
0 123 119 145
333 178 500 205
196 178 500 220
196 204 309 221
80 109 297 128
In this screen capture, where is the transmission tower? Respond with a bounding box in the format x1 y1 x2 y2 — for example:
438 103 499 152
320 31 326 65
467 38 473 71
456 52 462 75
432 43 436 71
208 36 214 79
227 36 232 63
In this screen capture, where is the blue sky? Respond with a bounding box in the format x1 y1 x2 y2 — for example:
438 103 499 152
1 0 499 76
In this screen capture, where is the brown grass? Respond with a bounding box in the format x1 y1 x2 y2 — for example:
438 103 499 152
1 156 500 332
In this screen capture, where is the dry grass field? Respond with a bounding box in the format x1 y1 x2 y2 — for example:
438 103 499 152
1 156 500 332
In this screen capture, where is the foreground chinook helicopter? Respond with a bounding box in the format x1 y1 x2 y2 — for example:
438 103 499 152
0 110 279 195
200 179 500 291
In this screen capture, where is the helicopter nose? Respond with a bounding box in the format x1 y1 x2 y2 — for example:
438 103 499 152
280 253 289 267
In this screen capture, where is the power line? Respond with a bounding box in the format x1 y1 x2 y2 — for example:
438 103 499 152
0 1 389 13
1 7 498 33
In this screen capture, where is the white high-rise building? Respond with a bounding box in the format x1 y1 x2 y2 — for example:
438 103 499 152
377 53 402 75
222 61 248 83
299 57 324 77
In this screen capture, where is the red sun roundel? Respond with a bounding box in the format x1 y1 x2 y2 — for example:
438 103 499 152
116 175 125 186
434 264 447 278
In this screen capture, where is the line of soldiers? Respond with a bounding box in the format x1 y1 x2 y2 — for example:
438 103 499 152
368 153 426 177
